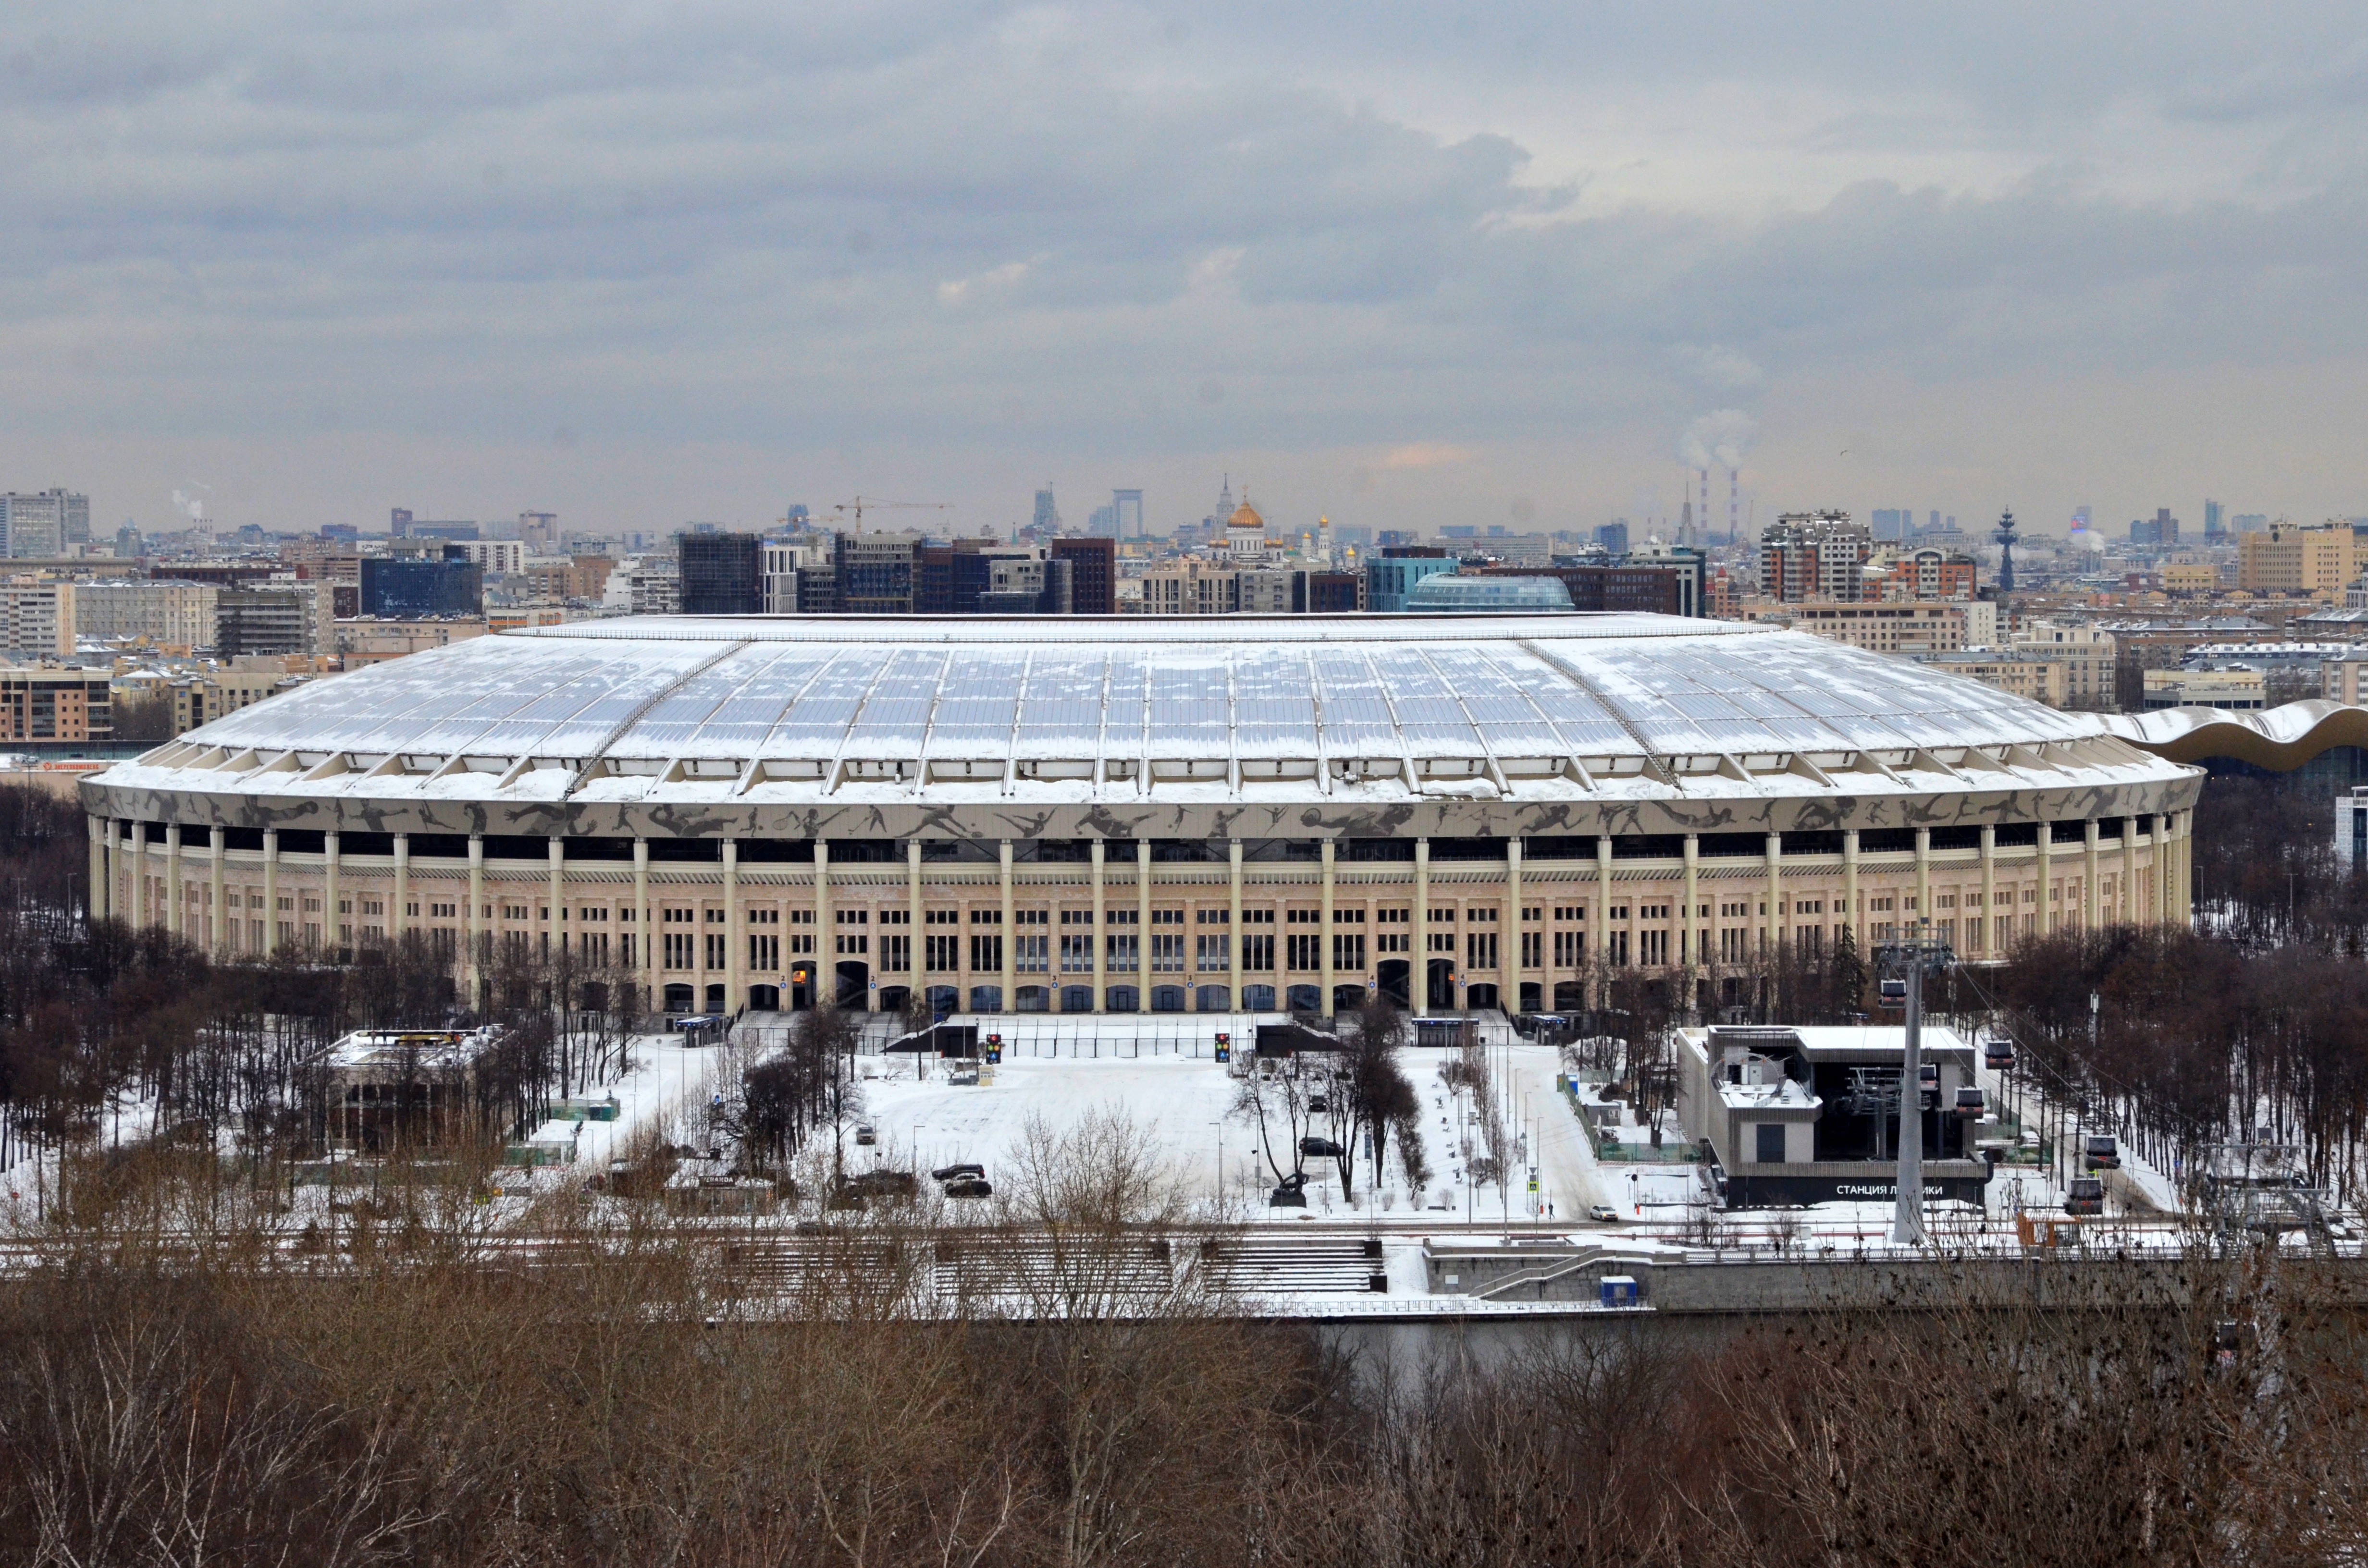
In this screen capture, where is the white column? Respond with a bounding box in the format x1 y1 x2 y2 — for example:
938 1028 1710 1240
1764 833 1782 956
131 820 148 928
1844 828 1862 952
2176 810 2193 926
391 833 408 944
261 828 278 953
1594 836 1612 1002
814 839 832 1006
723 836 741 1011
1913 826 1931 934
548 834 566 969
466 833 484 995
2084 820 2101 931
998 839 1014 1011
2037 818 2055 932
1136 838 1152 1005
1320 837 1336 1019
1091 839 1107 1012
2121 819 2137 926
2151 814 2167 925
210 826 226 953
1228 838 1244 1008
1681 833 1699 973
909 837 926 1009
1501 836 1520 1004
1979 825 1997 957
1415 837 1431 1010
86 814 105 925
165 823 183 937
634 837 652 1008
322 830 338 951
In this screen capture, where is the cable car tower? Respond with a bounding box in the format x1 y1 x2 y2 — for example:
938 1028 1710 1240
1876 925 1955 1245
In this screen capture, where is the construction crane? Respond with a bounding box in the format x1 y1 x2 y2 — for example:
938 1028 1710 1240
833 497 952 529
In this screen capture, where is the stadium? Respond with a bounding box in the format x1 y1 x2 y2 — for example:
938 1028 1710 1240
80 613 2201 1019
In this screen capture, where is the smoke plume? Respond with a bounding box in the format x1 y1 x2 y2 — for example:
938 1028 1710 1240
1677 409 1757 470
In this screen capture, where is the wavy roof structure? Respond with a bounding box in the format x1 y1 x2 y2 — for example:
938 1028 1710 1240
99 614 2187 813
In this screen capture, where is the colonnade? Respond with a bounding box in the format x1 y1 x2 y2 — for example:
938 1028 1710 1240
88 811 2198 1019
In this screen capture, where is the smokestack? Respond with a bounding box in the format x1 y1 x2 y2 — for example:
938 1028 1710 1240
1728 469 1739 545
1698 469 1709 547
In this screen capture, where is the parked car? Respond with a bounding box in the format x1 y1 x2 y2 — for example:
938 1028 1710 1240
1299 1136 1344 1158
854 1124 877 1146
932 1163 986 1182
1588 1203 1621 1224
942 1176 993 1199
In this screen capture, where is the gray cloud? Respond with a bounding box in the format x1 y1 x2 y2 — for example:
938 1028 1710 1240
3 1 2368 532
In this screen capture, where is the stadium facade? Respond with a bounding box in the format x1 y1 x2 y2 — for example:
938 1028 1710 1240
82 614 2201 1018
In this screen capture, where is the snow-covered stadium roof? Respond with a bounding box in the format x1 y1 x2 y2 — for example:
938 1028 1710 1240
95 616 2189 823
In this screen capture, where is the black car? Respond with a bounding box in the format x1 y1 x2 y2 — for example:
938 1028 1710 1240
932 1163 986 1182
1299 1135 1344 1158
942 1176 993 1199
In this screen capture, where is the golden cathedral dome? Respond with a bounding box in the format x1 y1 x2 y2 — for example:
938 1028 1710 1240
1227 500 1265 531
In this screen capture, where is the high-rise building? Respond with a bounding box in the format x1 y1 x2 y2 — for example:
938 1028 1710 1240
1366 547 1456 612
1049 537 1116 614
74 580 218 648
834 534 918 613
1032 485 1061 534
2 580 75 655
2204 500 2224 537
678 532 764 615
1760 511 1873 602
1595 521 1630 555
1112 490 1143 539
390 508 414 537
519 511 559 549
2129 508 2179 547
0 490 86 558
1871 509 1910 542
216 588 313 658
359 549 485 617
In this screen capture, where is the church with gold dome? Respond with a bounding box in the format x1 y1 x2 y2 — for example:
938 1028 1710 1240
1220 481 1276 562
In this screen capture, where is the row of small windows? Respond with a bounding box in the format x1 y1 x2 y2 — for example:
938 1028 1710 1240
111 822 2165 861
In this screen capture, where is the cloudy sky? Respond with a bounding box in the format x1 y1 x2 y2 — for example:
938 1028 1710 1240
5 1 2368 540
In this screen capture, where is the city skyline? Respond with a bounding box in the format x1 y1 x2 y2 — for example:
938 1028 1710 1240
7 4 2368 536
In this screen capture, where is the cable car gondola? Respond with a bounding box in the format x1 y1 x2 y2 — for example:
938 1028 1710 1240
2083 1134 2120 1171
1878 978 1908 1006
1983 1036 2017 1071
1954 1087 1987 1117
2065 1176 2105 1216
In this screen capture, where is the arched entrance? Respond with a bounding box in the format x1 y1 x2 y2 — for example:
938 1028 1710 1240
1376 959 1410 1007
1285 983 1321 1013
1061 985 1093 1012
1241 983 1276 1011
1332 983 1366 1013
1195 984 1230 1012
1016 985 1050 1012
663 982 694 1014
835 960 869 1009
703 982 727 1012
1518 982 1542 1014
789 962 817 1011
878 985 910 1015
1106 985 1139 1012
1150 985 1186 1013
925 984 959 1016
1426 959 1455 1010
1466 982 1499 1011
748 983 781 1012
969 984 1003 1012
